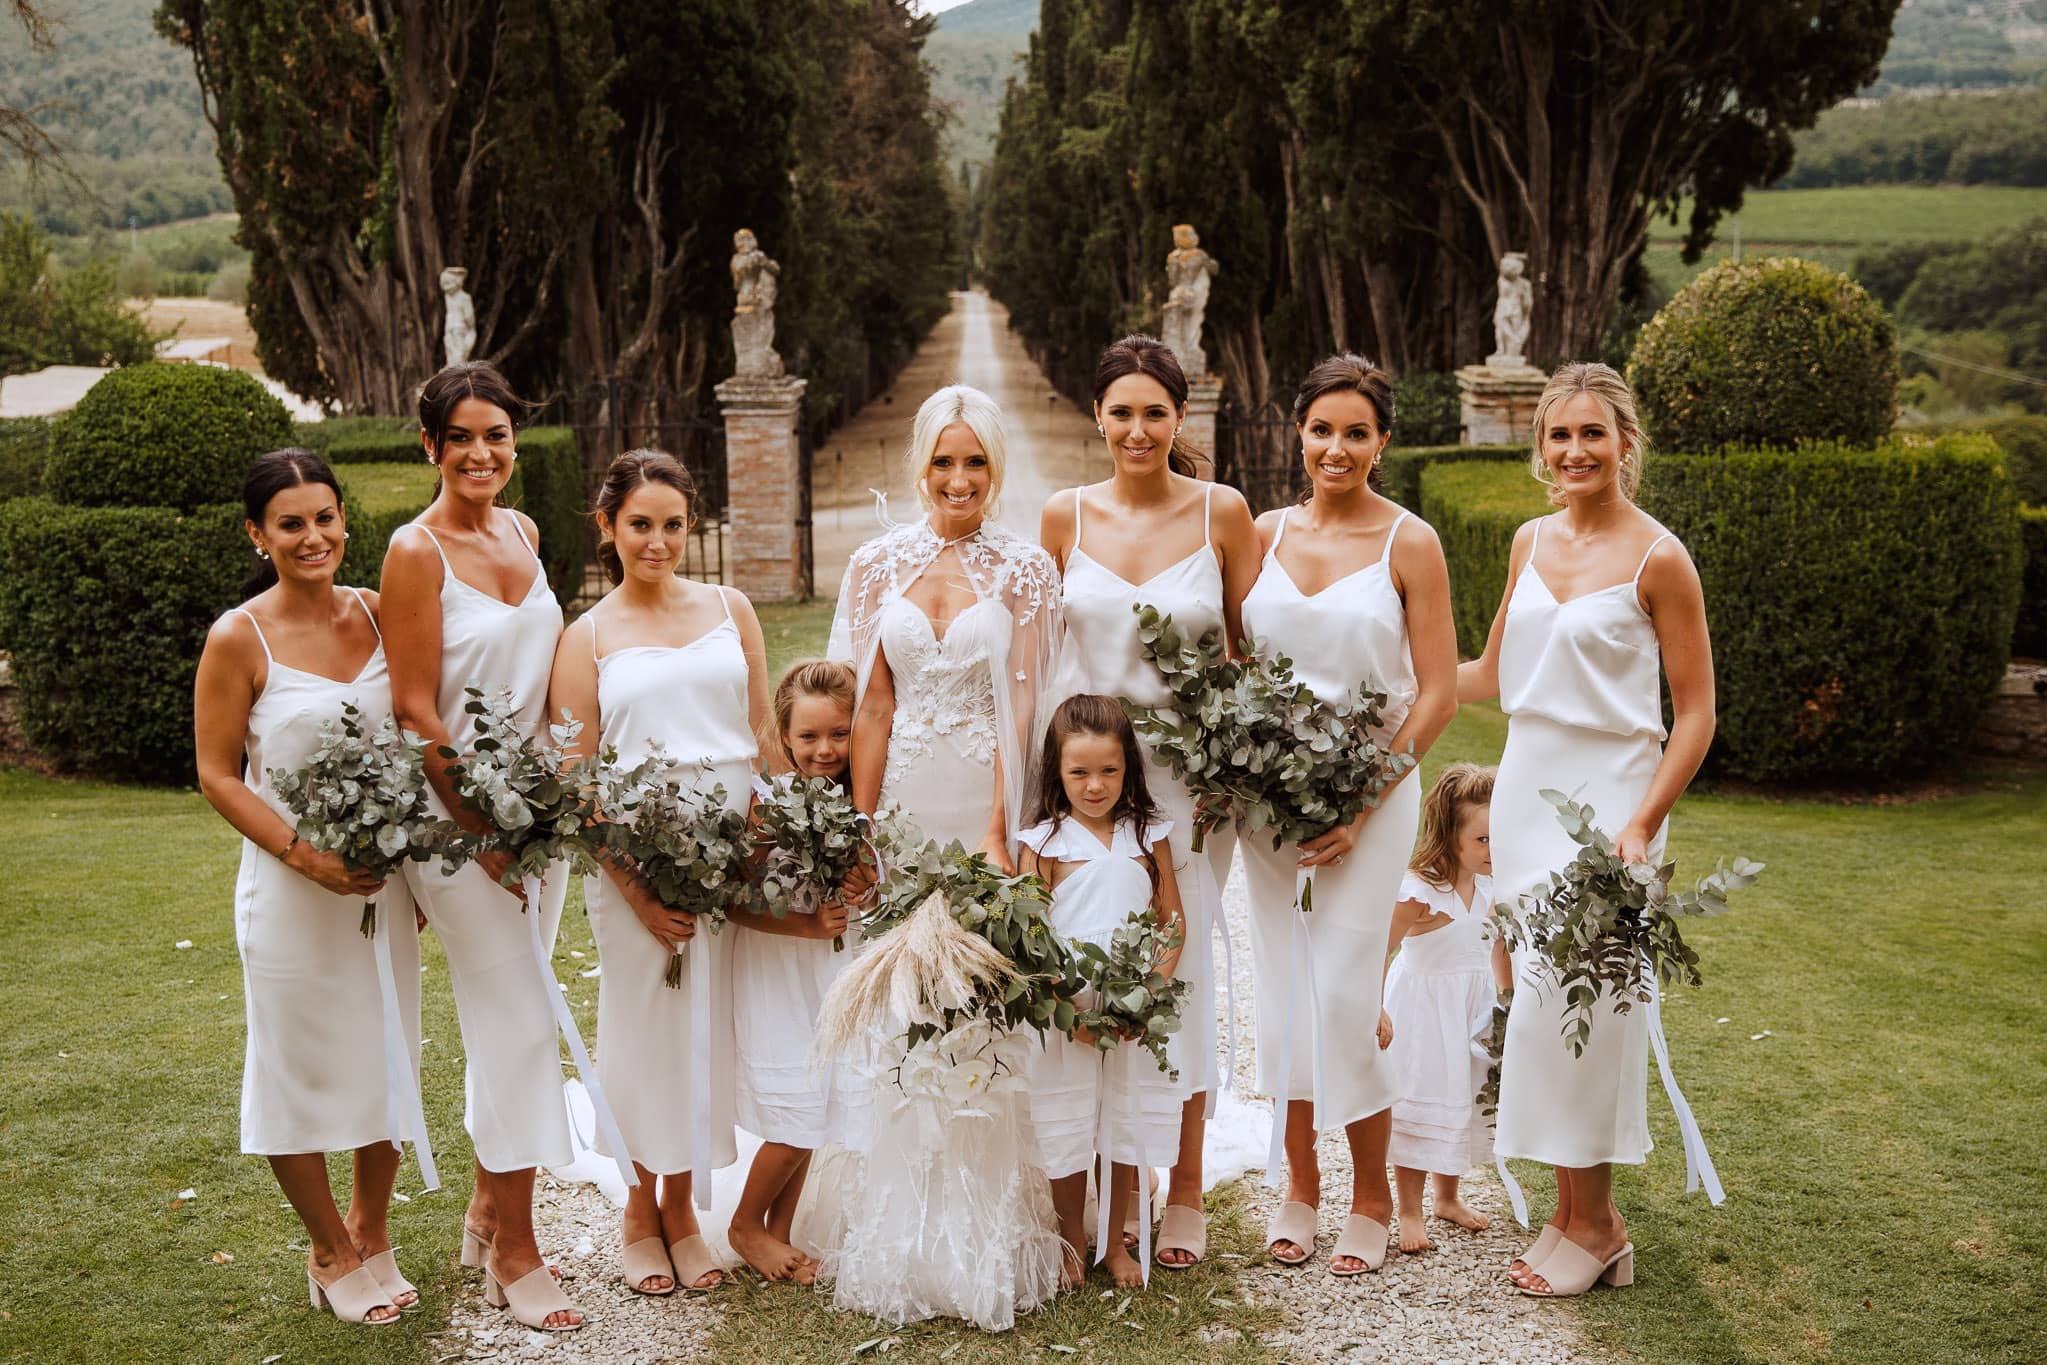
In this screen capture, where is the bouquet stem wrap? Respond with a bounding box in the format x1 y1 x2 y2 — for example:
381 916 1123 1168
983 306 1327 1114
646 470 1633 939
368 899 438 1191
522 872 638 1192
1263 867 1328 1189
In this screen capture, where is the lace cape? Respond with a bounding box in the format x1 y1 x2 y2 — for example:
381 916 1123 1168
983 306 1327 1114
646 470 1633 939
828 513 1062 846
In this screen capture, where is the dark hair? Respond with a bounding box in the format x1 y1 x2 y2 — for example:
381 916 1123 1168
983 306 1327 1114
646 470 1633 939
592 448 699 586
242 448 344 598
419 361 530 504
1092 334 1210 478
1291 352 1396 501
1025 693 1166 895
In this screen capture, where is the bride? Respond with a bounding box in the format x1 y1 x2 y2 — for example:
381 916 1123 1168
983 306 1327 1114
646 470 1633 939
805 384 1067 1330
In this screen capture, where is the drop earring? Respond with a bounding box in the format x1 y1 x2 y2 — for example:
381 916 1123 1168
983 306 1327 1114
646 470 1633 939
257 548 270 560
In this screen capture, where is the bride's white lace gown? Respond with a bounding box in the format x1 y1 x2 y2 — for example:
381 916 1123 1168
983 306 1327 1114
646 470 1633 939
807 516 1067 1330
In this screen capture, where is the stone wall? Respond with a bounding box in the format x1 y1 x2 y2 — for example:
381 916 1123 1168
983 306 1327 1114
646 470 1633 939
1970 662 2047 760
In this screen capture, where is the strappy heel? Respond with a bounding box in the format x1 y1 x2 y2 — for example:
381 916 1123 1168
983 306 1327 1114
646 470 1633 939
482 1257 585 1331
1266 1200 1319 1265
1518 1238 1634 1297
308 1263 399 1324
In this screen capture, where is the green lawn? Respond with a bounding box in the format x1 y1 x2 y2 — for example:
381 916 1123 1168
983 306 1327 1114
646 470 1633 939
1643 185 2047 297
2 632 2042 1361
336 462 439 518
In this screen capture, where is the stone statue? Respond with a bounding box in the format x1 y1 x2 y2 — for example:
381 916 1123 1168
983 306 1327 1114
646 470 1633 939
1162 223 1219 378
440 267 476 368
1489 251 1533 368
729 228 784 378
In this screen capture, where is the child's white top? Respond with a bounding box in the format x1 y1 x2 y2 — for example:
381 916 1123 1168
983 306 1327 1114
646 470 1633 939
1017 815 1173 947
1394 871 1495 975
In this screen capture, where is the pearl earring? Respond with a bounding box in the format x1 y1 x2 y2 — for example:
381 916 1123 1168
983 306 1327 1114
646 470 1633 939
342 531 351 540
257 549 270 560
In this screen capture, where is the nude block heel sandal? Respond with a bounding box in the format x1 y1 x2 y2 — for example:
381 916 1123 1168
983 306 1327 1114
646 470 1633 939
1518 1239 1634 1297
482 1258 585 1331
1266 1201 1319 1265
308 1264 399 1325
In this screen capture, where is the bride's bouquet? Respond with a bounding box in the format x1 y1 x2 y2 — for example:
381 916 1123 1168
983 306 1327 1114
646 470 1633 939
1127 604 1415 907
597 755 761 988
1069 912 1189 1079
268 702 470 937
437 686 607 889
752 774 871 952
1488 790 1763 1056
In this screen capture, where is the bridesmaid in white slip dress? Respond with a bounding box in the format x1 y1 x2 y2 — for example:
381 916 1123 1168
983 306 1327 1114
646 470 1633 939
813 384 1067 1330
381 363 581 1332
1238 355 1458 1275
1039 334 1262 1270
195 450 425 1325
551 450 768 1295
1457 362 1717 1299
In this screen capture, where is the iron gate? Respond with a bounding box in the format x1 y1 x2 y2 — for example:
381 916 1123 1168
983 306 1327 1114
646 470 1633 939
1214 400 1303 514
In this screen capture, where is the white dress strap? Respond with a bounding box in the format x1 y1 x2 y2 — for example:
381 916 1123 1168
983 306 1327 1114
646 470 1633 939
1379 509 1409 566
346 586 382 645
589 611 601 663
717 585 737 626
507 511 541 564
1632 532 1675 584
400 520 453 572
1073 487 1085 547
231 607 275 663
1269 506 1290 554
1202 481 1214 540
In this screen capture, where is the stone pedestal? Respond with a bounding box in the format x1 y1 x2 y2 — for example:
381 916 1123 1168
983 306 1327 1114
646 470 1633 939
1455 362 1548 446
715 374 809 601
1182 373 1224 477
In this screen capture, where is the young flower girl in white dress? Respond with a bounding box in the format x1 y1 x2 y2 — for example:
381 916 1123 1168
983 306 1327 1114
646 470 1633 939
1015 694 1187 1290
1382 763 1513 1253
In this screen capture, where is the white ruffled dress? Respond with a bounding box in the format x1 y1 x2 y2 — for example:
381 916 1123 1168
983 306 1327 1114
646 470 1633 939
1384 872 1497 1176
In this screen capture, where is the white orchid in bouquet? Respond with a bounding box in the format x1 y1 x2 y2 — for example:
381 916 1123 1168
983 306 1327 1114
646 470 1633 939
596 754 762 988
269 702 471 937
752 775 872 952
1069 911 1190 1079
438 685 608 890
1489 790 1765 1057
1126 603 1415 907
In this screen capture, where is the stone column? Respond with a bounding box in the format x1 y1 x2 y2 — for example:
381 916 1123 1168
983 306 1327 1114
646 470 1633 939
715 374 809 601
1182 373 1224 476
1454 362 1548 446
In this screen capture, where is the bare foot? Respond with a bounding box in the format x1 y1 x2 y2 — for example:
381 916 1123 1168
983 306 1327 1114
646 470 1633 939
1435 1197 1488 1233
1058 1241 1086 1292
1103 1244 1144 1288
1397 1218 1432 1254
729 1222 808 1282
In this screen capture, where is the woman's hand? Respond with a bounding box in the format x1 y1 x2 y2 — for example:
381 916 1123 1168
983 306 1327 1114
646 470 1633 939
286 845 385 899
976 832 1017 876
624 878 697 952
801 898 852 942
476 848 528 903
1375 1009 1394 1051
839 859 878 905
1615 823 1655 867
1296 809 1368 869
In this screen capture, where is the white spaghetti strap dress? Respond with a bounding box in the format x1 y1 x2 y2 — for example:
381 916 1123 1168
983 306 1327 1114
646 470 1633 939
232 588 425 1156
1492 521 1672 1168
1384 872 1497 1175
1058 484 1236 1099
583 592 747 1176
1017 816 1186 1180
1238 506 1422 1133
732 772 851 1149
395 518 572 1173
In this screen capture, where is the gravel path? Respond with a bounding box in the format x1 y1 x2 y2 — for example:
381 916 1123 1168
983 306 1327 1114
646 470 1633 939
442 857 1606 1363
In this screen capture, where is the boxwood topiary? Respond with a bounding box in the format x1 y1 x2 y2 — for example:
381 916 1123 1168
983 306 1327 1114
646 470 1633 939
1380 443 1524 514
0 496 245 781
45 363 294 511
0 416 52 501
1628 257 1898 455
1418 459 1549 657
2017 506 2047 659
1641 436 2020 783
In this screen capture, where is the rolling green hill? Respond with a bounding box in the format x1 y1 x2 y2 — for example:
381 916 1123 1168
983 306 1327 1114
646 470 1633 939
927 0 1036 171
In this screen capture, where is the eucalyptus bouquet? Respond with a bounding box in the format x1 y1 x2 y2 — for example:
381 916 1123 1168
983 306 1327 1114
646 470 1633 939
597 756 762 988
822 837 1085 1055
753 774 870 952
1127 604 1416 906
1070 912 1190 1079
438 686 608 890
268 702 470 937
1489 790 1764 1056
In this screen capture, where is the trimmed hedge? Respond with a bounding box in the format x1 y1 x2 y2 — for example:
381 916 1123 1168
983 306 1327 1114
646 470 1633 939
1381 443 1524 513
291 415 418 459
1641 436 2020 783
2019 506 2047 659
1629 256 1898 454
1418 460 1548 658
0 497 244 781
0 416 51 500
1924 414 2047 507
45 363 294 511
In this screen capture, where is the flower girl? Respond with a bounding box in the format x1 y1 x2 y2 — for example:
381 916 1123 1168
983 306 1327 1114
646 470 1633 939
1382 762 1512 1253
1016 694 1187 1289
725 660 861 1282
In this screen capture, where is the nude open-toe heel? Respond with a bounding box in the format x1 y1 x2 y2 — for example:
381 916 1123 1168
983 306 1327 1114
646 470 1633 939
482 1258 585 1331
308 1264 399 1324
460 1225 488 1268
622 1236 676 1296
668 1234 723 1292
1266 1200 1319 1265
1329 1213 1390 1277
1509 1224 1563 1281
359 1249 418 1309
1518 1238 1634 1297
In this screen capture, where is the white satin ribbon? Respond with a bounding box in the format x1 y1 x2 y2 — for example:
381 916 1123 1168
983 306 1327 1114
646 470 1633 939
1647 994 1725 1205
1090 1123 1154 1284
369 898 438 1191
1264 866 1324 1187
1465 998 1522 1227
687 931 715 1209
1495 1157 1530 1227
1194 850 1236 1101
522 873 638 1190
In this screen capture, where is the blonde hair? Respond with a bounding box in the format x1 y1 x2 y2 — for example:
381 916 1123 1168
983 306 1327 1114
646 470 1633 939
905 384 1009 520
761 658 856 772
1408 762 1497 889
1529 361 1648 508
